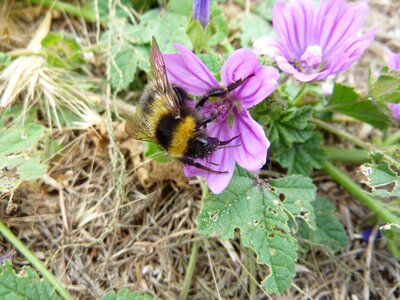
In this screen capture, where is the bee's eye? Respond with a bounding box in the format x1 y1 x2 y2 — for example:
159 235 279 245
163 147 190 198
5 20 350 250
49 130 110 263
197 138 208 147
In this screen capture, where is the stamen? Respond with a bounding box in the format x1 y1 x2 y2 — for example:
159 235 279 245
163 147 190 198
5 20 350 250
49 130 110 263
300 45 322 68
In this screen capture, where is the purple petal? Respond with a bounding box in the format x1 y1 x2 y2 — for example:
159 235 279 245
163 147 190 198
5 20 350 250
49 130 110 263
193 0 210 28
317 1 369 60
183 120 235 194
220 49 279 107
274 54 328 82
328 29 375 74
253 37 283 57
387 49 400 71
388 103 400 121
163 44 219 96
232 109 270 172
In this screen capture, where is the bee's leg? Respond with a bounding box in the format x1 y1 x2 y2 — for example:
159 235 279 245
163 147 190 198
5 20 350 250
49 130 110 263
197 112 218 128
196 74 255 109
180 158 228 174
173 86 192 107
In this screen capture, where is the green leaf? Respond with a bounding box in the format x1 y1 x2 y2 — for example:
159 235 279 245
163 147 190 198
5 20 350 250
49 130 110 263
267 106 325 175
380 224 400 258
144 142 171 163
0 52 11 64
269 175 317 227
102 18 150 91
198 53 223 75
138 9 192 53
198 169 317 294
0 124 47 191
90 0 133 20
0 124 45 156
186 20 209 52
231 13 273 48
325 83 392 130
369 71 400 104
207 2 228 46
110 44 148 91
0 260 60 300
297 196 349 253
167 0 192 15
273 133 326 175
268 106 314 150
101 288 153 300
361 162 400 198
41 33 83 68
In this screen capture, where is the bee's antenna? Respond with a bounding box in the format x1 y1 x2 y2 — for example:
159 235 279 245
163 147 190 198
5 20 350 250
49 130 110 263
219 135 241 146
218 144 241 150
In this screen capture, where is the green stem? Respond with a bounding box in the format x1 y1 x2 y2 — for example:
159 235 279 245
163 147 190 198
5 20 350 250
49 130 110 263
383 129 400 146
180 240 201 300
0 219 73 300
247 250 257 300
325 147 370 164
29 0 107 25
322 161 400 224
311 117 369 149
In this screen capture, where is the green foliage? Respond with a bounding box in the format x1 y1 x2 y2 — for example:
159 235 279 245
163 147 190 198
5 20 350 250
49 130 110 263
186 20 209 52
167 0 192 15
325 83 392 130
361 162 400 198
101 288 153 300
145 142 171 163
207 2 228 46
91 0 134 20
197 168 317 294
0 124 47 191
268 106 325 175
42 33 84 68
298 196 349 253
380 224 400 258
369 70 400 104
0 52 11 65
230 13 273 48
0 260 60 300
198 53 223 75
102 5 191 91
138 9 192 53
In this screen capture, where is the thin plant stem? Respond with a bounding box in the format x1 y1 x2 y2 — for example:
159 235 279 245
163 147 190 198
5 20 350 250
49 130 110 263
383 129 400 146
180 181 209 300
324 147 370 164
312 118 400 168
310 117 369 149
322 161 400 225
0 219 73 300
247 250 257 300
180 240 201 300
29 0 108 25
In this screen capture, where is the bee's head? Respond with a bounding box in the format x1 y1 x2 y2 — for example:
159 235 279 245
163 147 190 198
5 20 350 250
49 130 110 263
188 136 220 159
187 135 240 159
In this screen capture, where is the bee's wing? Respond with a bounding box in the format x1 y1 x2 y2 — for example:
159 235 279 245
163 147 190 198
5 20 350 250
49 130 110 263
125 111 155 142
150 37 181 117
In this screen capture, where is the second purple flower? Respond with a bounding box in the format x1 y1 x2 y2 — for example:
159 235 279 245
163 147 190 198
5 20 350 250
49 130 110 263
163 45 279 193
254 0 375 82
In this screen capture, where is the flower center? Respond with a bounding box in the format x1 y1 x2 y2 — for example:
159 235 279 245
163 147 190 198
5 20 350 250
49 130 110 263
300 45 322 69
210 103 229 123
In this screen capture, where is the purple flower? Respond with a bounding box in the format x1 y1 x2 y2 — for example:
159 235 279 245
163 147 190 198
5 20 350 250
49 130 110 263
253 0 375 82
387 49 400 121
193 0 210 28
387 49 400 71
163 45 279 193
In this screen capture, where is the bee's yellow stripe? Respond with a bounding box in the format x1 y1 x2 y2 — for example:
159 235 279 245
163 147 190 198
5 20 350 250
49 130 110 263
169 116 196 157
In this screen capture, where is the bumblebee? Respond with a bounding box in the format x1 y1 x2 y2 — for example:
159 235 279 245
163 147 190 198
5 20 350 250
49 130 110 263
125 38 251 173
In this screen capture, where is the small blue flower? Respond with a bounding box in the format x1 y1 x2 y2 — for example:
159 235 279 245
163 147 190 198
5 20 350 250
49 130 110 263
193 0 210 28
